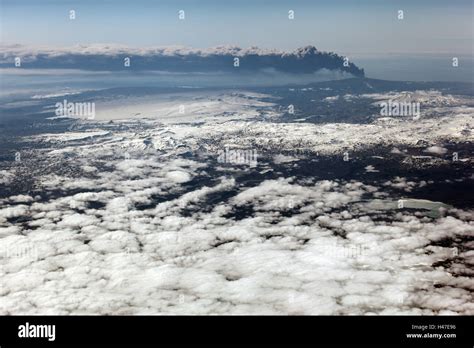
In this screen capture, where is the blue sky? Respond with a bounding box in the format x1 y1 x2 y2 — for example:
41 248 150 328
1 0 472 57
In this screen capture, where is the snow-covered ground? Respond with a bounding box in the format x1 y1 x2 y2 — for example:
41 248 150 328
0 89 473 314
91 91 280 122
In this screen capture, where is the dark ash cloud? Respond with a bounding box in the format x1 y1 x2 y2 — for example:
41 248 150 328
1 44 365 76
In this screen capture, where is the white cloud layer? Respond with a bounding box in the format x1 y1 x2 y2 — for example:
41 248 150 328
0 89 472 314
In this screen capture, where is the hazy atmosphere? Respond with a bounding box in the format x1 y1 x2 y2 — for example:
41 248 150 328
0 0 473 318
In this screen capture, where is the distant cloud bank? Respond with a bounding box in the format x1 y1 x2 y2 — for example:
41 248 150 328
0 44 365 76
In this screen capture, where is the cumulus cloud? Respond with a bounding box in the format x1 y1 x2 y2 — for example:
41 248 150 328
1 143 472 314
0 170 15 185
424 145 448 155
0 89 472 315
